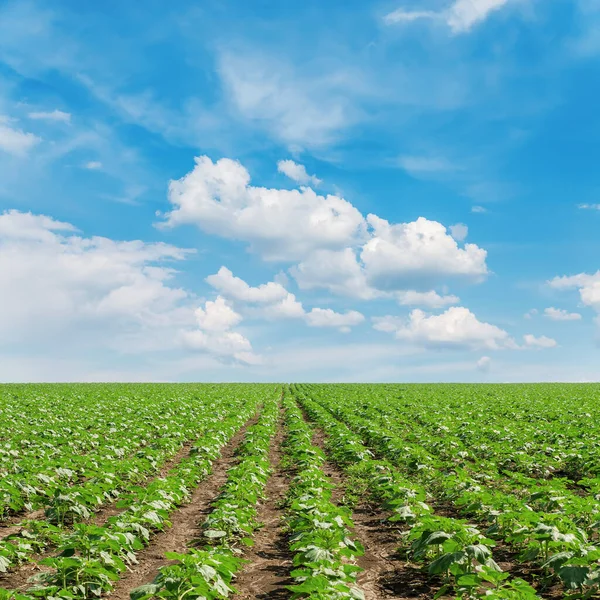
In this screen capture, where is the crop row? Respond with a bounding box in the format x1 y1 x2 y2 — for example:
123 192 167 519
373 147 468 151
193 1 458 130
0 391 264 599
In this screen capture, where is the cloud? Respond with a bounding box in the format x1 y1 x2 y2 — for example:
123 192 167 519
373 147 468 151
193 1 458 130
160 156 366 261
578 203 600 210
277 159 321 186
180 296 258 365
471 206 487 213
544 307 582 321
218 52 363 148
206 266 363 330
398 155 456 176
0 209 195 349
291 248 379 299
206 266 289 304
523 334 558 349
384 0 513 34
384 9 438 25
548 272 600 311
373 306 514 350
477 356 491 371
449 223 468 242
28 109 71 123
84 161 103 170
305 308 365 333
361 215 488 291
524 308 538 319
395 290 460 308
0 117 41 156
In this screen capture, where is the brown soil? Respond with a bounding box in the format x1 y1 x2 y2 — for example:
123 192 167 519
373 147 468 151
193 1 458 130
107 416 258 600
0 416 256 595
234 409 294 599
307 418 451 599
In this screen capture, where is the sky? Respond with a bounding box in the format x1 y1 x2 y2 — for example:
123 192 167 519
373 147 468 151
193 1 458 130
1 0 600 383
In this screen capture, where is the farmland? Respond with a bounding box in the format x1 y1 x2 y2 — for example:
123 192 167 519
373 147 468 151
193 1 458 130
1 384 600 599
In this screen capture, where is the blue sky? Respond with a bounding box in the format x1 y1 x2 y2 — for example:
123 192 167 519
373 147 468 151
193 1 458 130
1 0 600 382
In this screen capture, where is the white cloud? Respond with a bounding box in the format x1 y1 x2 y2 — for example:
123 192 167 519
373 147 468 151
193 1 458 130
524 308 538 319
384 0 513 33
477 356 491 371
396 290 460 309
206 266 363 330
0 117 40 156
84 160 103 170
544 307 582 321
161 156 366 261
373 306 514 350
449 223 468 242
218 52 360 148
206 267 289 304
447 0 511 33
193 296 242 332
578 203 600 210
362 215 488 291
291 248 379 299
471 205 487 213
548 272 600 312
28 109 71 123
305 308 365 333
277 159 321 186
523 334 558 349
398 155 456 175
180 296 258 364
0 209 194 348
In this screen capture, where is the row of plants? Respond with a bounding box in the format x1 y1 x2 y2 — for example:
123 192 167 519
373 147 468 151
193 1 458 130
280 392 365 599
129 394 280 600
0 391 265 600
0 386 237 521
295 390 539 600
297 385 600 598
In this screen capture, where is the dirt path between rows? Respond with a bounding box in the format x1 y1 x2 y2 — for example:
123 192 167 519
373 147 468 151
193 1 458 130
234 408 294 600
309 422 443 599
107 414 259 600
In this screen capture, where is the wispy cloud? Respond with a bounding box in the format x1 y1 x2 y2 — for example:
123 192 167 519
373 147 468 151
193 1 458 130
28 109 71 123
384 0 515 34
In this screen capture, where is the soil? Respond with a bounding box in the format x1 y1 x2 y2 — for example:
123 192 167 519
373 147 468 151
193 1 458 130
107 415 258 600
0 415 257 595
234 409 295 599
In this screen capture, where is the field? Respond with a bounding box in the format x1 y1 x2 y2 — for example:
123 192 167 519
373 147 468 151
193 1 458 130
1 384 599 600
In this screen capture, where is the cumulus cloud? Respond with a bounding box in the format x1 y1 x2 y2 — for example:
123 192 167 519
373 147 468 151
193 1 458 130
0 118 41 156
277 159 321 186
206 267 289 304
180 296 258 364
305 308 365 333
28 109 71 123
544 307 582 321
384 0 513 33
523 334 558 349
477 356 491 371
548 272 600 311
395 290 460 309
373 307 514 350
206 266 364 330
361 215 488 291
0 209 194 348
160 156 365 261
449 223 468 242
291 248 379 299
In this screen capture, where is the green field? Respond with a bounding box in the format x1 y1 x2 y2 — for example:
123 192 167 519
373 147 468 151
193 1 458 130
1 383 599 600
